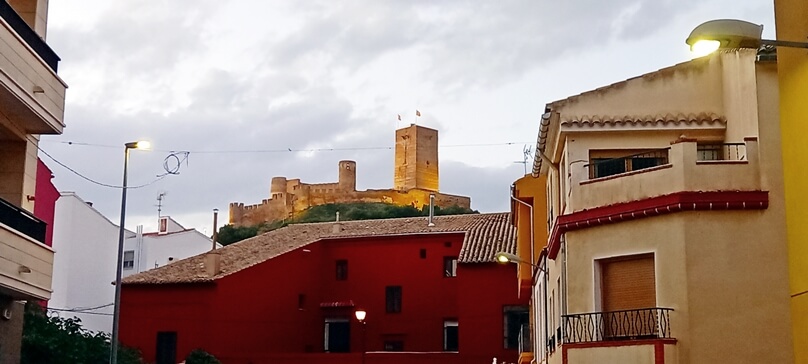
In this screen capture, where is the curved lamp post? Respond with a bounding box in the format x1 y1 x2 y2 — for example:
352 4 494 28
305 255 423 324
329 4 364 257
111 140 150 364
495 251 543 269
686 19 808 57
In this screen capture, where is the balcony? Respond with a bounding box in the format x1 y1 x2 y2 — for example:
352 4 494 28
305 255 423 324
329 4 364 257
0 196 52 300
563 307 673 344
570 138 760 213
0 1 66 135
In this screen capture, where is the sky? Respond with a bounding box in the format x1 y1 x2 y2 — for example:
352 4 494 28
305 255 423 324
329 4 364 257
40 0 776 235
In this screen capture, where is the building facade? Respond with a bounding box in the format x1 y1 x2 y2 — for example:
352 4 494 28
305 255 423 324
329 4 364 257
229 124 471 227
0 0 66 362
513 49 792 364
50 193 216 333
120 213 528 364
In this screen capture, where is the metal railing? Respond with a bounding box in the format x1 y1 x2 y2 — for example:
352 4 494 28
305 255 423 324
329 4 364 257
0 1 60 71
563 307 672 344
697 143 746 161
587 149 670 179
518 323 532 353
0 196 46 243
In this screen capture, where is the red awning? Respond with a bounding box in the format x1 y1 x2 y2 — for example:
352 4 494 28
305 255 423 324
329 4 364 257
319 300 355 308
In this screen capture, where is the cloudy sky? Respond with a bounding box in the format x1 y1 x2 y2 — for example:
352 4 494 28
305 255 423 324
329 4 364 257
40 0 775 235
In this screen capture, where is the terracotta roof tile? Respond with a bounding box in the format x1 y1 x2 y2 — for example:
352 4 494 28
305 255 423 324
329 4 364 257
560 113 726 128
122 213 514 285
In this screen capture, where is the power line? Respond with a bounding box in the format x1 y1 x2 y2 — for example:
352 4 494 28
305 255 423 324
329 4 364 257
37 145 167 189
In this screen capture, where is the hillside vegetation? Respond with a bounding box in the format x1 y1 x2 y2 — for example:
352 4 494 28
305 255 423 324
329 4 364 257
217 202 476 246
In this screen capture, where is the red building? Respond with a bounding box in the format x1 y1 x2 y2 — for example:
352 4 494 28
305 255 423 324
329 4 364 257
120 213 528 364
34 158 58 248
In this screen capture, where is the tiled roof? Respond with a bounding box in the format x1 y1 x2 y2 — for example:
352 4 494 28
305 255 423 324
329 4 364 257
122 213 514 285
560 113 726 128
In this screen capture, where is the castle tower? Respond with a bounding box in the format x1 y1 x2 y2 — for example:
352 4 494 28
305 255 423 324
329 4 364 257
338 160 357 191
394 124 439 192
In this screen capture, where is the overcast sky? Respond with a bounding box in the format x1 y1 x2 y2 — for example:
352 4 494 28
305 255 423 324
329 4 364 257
40 0 775 235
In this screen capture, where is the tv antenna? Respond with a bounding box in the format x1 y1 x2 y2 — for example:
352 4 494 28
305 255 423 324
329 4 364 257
156 192 167 217
513 145 534 174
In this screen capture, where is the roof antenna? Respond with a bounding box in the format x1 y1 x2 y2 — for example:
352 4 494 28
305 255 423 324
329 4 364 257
428 194 436 227
156 192 167 217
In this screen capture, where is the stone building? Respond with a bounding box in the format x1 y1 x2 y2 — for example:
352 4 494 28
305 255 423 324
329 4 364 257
229 124 471 227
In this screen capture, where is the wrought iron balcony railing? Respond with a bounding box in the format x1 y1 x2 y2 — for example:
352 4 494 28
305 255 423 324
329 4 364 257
563 307 673 344
0 196 46 243
518 323 532 353
0 1 60 71
697 143 747 161
587 149 670 180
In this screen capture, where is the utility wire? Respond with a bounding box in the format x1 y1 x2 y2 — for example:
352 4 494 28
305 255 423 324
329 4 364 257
37 145 168 189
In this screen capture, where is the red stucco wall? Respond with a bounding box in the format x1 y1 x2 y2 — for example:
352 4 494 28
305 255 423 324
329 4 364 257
34 159 58 247
119 233 526 364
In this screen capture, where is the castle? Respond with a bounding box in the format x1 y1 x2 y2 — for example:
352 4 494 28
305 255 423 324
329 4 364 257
229 124 472 226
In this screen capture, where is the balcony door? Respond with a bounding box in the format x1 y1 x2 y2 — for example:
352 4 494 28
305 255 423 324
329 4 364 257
600 254 656 339
324 318 350 353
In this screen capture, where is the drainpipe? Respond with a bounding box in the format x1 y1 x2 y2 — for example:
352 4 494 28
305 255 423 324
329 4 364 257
509 187 535 274
543 251 549 362
428 194 436 227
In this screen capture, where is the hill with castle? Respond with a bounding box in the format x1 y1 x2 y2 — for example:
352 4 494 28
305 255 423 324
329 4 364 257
228 124 472 227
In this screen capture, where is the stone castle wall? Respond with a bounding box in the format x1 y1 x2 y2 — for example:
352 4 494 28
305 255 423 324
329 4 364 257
229 125 471 227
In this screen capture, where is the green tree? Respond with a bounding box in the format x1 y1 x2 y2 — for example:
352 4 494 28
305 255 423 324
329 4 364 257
185 349 221 364
21 303 142 364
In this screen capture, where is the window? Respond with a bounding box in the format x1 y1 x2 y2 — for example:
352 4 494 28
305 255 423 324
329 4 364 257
336 260 348 280
504 306 529 349
599 253 656 339
420 249 427 259
386 286 402 313
123 250 135 270
697 143 722 161
443 257 458 277
383 340 404 351
444 320 459 351
589 150 669 179
298 294 306 310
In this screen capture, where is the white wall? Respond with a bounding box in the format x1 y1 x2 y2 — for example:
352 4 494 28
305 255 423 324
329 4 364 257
50 192 133 333
122 221 216 278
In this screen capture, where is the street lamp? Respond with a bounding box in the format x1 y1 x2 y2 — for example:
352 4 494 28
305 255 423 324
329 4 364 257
686 19 808 57
495 252 541 268
355 309 367 364
110 140 151 364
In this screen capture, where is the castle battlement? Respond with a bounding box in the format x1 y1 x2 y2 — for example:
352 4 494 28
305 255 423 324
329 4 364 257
229 125 470 227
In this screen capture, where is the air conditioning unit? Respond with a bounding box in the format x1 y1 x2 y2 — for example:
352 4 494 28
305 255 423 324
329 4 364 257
1 308 12 320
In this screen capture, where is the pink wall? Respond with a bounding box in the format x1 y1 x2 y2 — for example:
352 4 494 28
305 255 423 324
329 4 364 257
120 233 527 364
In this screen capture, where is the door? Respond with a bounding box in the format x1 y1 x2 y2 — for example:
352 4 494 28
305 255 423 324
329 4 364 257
324 319 350 352
155 331 177 364
600 254 656 339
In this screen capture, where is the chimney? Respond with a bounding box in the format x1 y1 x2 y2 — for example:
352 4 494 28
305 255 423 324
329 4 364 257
428 194 436 227
212 208 219 250
205 251 221 277
332 222 343 234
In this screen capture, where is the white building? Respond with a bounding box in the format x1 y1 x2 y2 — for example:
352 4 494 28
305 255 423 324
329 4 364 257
50 192 219 333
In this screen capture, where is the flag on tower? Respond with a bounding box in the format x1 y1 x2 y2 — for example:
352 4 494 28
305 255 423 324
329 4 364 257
397 114 401 121
416 110 421 117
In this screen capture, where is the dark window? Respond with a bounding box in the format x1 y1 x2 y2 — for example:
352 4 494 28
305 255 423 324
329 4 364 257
444 257 458 278
298 294 306 310
336 260 348 280
444 320 459 351
383 340 404 351
123 250 135 270
324 319 350 352
386 286 402 313
444 241 452 247
591 158 626 178
420 249 427 259
590 150 668 179
155 331 177 364
503 306 529 349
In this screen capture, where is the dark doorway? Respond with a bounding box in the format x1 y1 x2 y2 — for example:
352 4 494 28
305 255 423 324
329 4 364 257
155 331 177 364
325 319 350 352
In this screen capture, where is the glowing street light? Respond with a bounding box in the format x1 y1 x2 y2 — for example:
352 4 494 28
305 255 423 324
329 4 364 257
686 19 808 57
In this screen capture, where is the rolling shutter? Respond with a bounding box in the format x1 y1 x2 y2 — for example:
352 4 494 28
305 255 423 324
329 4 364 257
601 254 656 312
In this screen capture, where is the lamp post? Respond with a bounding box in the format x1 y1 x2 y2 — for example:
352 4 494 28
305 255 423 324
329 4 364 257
355 309 367 364
110 140 150 364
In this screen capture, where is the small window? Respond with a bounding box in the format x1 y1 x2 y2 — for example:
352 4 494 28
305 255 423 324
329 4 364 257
444 241 452 247
298 294 306 310
383 340 404 351
336 260 348 280
386 286 402 313
420 249 427 259
697 144 723 161
503 306 529 349
444 320 459 351
444 257 458 278
123 251 135 270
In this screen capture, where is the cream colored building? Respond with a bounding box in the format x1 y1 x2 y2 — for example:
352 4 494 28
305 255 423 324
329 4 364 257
0 0 66 362
516 49 792 364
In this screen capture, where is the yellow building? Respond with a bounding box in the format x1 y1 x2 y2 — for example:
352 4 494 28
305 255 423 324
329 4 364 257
774 1 808 361
0 0 67 362
512 48 793 364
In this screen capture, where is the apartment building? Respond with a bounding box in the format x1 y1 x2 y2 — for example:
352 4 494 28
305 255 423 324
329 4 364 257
0 0 66 362
513 48 792 363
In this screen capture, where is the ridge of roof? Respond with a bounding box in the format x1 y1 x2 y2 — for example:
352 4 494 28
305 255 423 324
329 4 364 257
122 213 515 285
